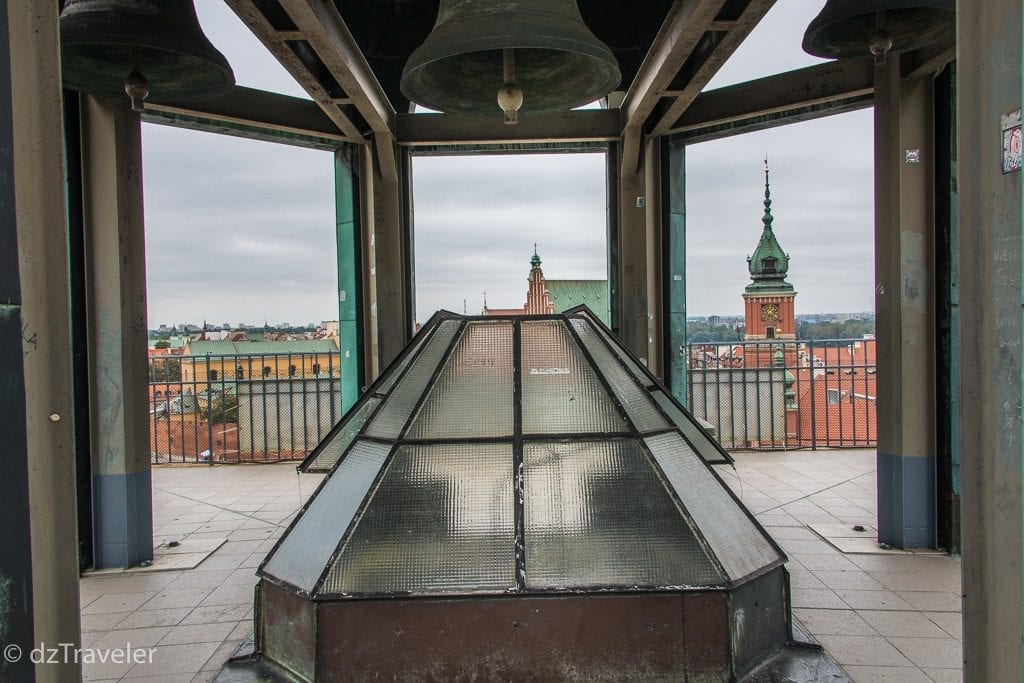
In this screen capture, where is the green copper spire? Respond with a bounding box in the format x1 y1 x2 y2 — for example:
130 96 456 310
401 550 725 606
746 159 793 293
531 243 541 268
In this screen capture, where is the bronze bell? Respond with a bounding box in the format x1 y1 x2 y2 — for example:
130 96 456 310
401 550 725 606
401 0 620 122
60 0 234 111
802 0 954 62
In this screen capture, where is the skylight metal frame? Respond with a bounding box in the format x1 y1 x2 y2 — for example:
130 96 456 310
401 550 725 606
260 307 784 601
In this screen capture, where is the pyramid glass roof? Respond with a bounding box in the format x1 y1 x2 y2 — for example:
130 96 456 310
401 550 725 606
259 308 783 599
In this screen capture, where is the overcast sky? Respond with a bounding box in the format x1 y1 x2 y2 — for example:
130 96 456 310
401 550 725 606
141 1 872 327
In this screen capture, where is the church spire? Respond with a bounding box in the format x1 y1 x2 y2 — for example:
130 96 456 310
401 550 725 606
746 159 793 292
530 243 541 268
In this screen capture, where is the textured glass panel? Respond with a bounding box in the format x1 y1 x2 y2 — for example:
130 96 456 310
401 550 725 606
322 443 515 595
304 397 382 472
651 390 730 464
571 310 655 387
261 440 392 592
570 318 669 432
521 320 627 434
406 321 514 439
524 439 724 589
645 432 782 581
374 326 431 395
366 319 462 438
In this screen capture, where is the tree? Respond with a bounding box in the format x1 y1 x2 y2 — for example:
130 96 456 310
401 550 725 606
150 358 181 382
202 391 238 424
154 340 171 349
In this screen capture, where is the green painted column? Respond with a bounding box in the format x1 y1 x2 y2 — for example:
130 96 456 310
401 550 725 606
663 138 687 406
335 146 362 411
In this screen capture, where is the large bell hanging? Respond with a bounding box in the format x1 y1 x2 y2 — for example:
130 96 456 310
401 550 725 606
802 0 954 61
60 0 234 107
400 0 620 118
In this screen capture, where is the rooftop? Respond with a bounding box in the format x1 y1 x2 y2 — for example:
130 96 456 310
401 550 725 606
78 449 962 680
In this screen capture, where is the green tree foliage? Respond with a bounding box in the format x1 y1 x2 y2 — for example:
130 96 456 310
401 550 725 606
150 358 181 382
202 391 238 424
797 318 875 341
154 340 171 349
687 321 743 343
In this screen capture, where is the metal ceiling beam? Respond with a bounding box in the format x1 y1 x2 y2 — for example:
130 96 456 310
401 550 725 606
649 0 776 136
396 110 621 147
224 0 394 143
903 43 956 81
142 86 350 148
275 0 395 136
665 59 875 139
619 0 727 173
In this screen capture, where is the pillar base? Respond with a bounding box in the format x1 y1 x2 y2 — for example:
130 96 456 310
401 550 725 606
877 451 936 549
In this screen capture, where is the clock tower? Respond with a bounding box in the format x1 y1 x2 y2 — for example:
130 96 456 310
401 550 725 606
743 161 796 340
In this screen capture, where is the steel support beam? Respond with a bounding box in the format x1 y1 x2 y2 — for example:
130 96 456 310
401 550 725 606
275 0 393 136
874 56 937 550
650 0 776 136
142 86 351 148
957 1 1024 679
396 110 621 147
666 60 874 138
225 0 397 142
80 96 154 569
6 2 81 679
619 0 727 173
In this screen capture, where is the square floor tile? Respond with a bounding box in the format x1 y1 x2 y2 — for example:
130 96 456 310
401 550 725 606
887 636 962 669
841 665 932 682
834 590 914 611
815 635 914 667
792 608 876 636
856 610 947 638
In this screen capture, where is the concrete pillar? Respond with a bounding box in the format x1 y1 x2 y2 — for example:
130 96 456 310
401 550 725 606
957 1 1023 679
615 139 652 365
358 145 380 381
80 96 153 569
873 56 938 549
6 1 82 679
360 136 411 379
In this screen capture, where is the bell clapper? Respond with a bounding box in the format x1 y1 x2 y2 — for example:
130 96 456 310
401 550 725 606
497 48 524 125
124 46 150 112
869 11 893 65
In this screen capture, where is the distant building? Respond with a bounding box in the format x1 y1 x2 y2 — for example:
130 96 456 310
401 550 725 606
180 338 340 382
743 162 796 341
483 247 610 325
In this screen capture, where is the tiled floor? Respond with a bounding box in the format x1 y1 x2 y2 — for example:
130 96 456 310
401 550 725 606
717 450 962 682
80 465 324 681
79 449 962 682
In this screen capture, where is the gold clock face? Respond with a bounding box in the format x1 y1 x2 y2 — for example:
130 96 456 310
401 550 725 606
761 303 780 322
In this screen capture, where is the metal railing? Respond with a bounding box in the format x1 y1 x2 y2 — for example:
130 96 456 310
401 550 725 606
686 338 876 451
149 352 342 464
